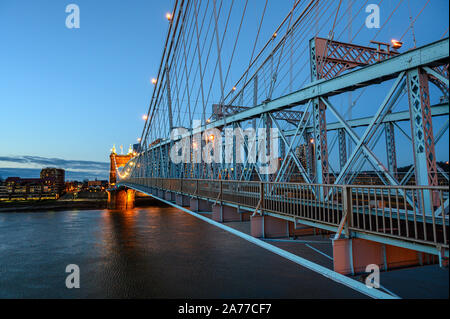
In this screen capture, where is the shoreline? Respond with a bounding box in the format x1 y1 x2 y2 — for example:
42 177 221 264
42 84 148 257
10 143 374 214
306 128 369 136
0 199 107 213
0 197 164 213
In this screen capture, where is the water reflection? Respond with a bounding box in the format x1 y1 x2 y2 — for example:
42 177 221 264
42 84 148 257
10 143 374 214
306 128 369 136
0 206 379 298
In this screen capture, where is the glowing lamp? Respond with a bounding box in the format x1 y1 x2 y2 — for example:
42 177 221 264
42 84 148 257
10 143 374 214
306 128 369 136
391 39 403 50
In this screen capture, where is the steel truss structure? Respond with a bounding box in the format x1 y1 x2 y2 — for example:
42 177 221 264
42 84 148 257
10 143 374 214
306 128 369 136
116 0 449 259
124 38 449 189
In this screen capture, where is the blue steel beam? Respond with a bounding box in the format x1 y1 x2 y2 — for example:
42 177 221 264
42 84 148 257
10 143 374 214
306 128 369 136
282 103 448 136
147 38 449 150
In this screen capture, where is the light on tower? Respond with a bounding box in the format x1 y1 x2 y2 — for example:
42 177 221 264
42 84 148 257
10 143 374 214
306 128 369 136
142 115 148 120
391 39 403 50
166 12 172 21
151 78 157 85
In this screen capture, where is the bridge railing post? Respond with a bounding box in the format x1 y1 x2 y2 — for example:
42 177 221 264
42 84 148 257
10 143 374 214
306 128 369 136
196 179 199 197
260 182 265 212
342 185 353 237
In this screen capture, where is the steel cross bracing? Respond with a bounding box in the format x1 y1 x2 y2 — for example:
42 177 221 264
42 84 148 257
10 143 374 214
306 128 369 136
125 38 448 186
211 104 307 126
119 38 449 259
310 37 399 80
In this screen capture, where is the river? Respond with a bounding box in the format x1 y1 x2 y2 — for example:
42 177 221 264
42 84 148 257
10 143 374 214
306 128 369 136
0 205 366 298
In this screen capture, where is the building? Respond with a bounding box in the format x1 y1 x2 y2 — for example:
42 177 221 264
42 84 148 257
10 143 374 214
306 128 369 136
87 180 108 190
65 181 82 193
1 177 57 200
0 168 66 201
40 168 65 195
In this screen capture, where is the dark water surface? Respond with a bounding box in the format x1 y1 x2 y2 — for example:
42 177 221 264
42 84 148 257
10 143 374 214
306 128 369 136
0 206 366 298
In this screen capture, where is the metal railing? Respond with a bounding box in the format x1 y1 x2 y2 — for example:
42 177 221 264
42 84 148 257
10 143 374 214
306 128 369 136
121 177 449 248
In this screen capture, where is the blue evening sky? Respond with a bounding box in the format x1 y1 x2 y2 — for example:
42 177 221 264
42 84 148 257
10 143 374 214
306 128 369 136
0 0 448 179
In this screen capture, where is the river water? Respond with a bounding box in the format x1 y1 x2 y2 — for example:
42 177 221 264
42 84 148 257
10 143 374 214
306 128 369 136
0 205 365 298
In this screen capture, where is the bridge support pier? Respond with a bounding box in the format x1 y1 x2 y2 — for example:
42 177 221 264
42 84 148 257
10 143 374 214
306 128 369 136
165 191 175 201
190 198 212 212
107 188 135 210
176 194 190 207
251 215 325 238
212 204 251 222
251 215 289 238
332 238 438 275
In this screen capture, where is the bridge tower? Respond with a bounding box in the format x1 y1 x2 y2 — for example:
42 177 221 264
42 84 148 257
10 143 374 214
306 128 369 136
109 144 134 187
107 145 136 210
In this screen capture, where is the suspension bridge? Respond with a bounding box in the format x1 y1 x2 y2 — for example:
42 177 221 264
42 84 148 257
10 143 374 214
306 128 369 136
107 0 449 290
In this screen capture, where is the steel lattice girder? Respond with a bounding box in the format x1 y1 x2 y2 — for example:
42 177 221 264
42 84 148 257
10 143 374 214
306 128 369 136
130 39 449 187
407 68 439 187
144 38 448 151
212 104 306 126
310 37 399 80
280 103 448 136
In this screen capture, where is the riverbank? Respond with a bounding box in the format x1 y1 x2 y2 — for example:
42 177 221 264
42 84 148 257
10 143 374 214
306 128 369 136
0 197 164 213
0 199 107 213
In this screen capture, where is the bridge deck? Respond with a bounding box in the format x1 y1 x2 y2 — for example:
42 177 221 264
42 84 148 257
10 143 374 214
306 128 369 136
120 178 449 257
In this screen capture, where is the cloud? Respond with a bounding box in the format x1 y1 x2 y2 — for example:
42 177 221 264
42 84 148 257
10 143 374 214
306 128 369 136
0 155 109 180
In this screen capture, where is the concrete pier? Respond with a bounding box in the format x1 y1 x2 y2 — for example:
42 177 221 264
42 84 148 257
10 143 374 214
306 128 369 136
189 198 212 212
212 204 251 222
250 214 326 238
176 194 190 207
332 238 439 275
107 188 135 210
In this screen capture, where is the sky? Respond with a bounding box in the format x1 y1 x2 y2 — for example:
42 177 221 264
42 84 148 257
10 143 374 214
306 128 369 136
0 0 448 180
